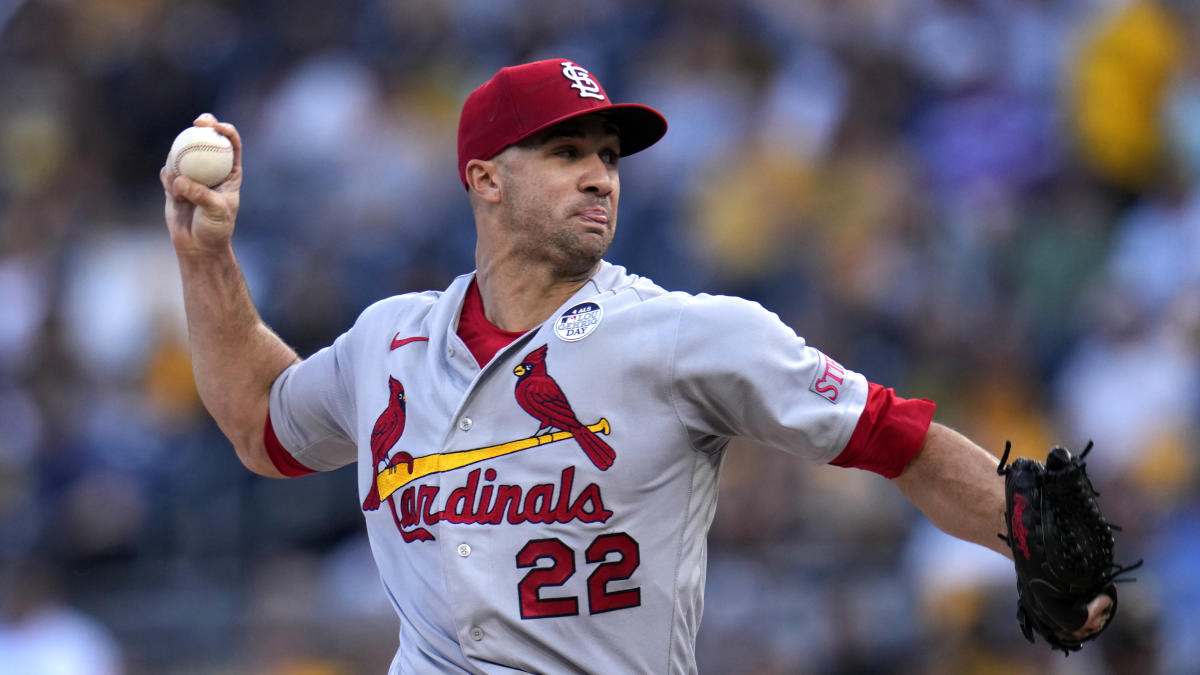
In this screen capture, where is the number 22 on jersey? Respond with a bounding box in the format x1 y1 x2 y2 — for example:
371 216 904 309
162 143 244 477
516 532 641 619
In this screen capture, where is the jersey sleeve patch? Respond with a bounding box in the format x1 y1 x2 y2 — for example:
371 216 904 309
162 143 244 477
809 351 848 403
264 411 317 478
829 383 935 478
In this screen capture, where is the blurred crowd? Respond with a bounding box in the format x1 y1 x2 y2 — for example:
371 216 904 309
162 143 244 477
1 0 1198 673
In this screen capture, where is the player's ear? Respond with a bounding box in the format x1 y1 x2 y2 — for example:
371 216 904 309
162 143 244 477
465 159 502 203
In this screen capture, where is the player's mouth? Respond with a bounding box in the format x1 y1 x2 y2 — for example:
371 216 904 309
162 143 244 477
573 208 610 233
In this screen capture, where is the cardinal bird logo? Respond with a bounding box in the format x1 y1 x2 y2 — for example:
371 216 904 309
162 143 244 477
363 376 411 511
513 344 615 470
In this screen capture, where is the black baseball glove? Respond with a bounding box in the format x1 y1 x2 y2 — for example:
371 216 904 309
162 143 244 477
997 441 1142 654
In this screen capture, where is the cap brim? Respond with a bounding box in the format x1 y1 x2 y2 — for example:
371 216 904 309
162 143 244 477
602 104 669 157
505 103 668 160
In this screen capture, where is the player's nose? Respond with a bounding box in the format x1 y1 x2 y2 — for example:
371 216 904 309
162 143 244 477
578 152 614 197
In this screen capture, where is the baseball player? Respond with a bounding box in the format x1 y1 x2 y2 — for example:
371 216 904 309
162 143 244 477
161 59 1117 673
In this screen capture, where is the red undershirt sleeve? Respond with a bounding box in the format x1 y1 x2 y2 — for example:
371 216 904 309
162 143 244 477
830 382 936 479
264 411 317 478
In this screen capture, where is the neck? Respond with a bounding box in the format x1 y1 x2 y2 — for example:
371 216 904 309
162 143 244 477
473 254 597 332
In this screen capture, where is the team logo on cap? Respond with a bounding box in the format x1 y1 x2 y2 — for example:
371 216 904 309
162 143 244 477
561 62 605 100
555 302 603 341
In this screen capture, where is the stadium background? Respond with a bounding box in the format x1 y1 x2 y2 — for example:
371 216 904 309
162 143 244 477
1 0 1197 673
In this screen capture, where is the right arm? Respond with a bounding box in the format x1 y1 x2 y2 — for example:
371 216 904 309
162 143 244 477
161 113 297 477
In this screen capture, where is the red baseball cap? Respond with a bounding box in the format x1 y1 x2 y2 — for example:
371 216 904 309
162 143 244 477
457 59 668 187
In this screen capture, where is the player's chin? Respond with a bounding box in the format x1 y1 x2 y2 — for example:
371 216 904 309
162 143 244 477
579 230 613 261
563 219 610 248
578 229 610 256
550 235 608 278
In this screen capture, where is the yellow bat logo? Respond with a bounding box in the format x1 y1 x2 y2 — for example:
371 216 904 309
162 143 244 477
377 418 611 501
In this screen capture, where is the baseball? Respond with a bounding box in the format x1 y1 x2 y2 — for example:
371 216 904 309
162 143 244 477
167 125 233 187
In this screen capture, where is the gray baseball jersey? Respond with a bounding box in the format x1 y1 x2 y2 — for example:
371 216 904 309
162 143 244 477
266 261 910 674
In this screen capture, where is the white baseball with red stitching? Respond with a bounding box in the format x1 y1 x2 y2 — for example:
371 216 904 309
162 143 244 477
168 126 233 187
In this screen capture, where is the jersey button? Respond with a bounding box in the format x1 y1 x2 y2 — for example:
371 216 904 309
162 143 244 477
457 543 471 557
470 627 484 641
447 345 456 358
458 417 473 431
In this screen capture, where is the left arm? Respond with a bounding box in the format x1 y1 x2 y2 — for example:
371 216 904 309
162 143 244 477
891 422 1011 558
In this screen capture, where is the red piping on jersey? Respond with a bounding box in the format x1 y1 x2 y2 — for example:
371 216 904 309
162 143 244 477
829 383 935 479
264 411 317 477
